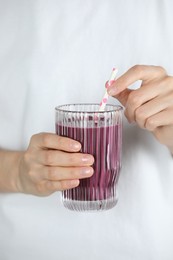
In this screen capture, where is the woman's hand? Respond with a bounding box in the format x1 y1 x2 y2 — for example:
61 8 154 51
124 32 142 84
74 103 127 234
17 133 94 196
107 65 173 154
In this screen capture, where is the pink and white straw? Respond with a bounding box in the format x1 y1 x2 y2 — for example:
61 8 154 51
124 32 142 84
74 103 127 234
99 68 118 111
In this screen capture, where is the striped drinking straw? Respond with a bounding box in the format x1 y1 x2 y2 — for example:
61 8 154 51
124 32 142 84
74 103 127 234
99 68 118 111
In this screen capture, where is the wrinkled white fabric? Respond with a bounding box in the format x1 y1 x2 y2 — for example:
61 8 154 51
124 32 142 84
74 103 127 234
0 1 173 259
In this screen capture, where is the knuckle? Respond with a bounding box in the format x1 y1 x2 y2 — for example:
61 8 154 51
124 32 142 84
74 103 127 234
128 92 141 107
68 153 78 164
135 107 146 122
23 150 32 163
145 118 157 131
30 132 43 143
45 181 58 191
69 168 79 178
131 64 143 76
156 66 166 75
56 135 66 148
47 167 57 180
30 134 37 143
27 169 34 179
42 133 52 147
44 150 54 165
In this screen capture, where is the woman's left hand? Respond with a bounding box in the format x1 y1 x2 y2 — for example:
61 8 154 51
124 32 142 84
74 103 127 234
107 65 173 154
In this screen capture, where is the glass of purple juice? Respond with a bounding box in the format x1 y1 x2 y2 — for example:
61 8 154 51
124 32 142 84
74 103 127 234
55 103 122 212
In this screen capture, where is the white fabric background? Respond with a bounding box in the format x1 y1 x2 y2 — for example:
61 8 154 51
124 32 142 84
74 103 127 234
0 0 173 259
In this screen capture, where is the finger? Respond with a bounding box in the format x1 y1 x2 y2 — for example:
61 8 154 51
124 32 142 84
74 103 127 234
115 78 165 108
38 150 94 167
145 109 173 131
133 100 165 129
45 179 80 191
30 133 81 152
113 89 132 107
108 65 166 96
124 79 173 123
43 166 94 181
134 95 173 128
105 80 115 89
125 82 173 122
153 125 173 147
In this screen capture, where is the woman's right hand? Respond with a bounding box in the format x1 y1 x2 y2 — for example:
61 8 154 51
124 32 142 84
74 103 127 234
17 133 94 196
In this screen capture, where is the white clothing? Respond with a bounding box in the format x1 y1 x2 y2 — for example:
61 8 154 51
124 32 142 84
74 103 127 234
0 0 173 259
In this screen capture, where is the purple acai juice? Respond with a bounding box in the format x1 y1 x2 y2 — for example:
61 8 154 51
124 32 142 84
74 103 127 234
56 122 122 208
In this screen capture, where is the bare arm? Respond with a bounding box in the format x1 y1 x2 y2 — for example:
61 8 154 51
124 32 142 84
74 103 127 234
0 150 22 192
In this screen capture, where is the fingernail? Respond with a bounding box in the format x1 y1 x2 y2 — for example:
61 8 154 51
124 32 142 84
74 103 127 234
108 87 118 96
80 167 94 176
81 155 94 164
105 80 115 89
70 141 81 151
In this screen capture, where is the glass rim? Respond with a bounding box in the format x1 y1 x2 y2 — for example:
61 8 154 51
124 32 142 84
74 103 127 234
55 103 123 113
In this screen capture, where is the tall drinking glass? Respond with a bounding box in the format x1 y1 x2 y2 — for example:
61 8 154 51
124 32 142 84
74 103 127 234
55 103 122 212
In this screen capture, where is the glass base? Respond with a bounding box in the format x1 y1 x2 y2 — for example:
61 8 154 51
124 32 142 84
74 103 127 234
62 196 118 212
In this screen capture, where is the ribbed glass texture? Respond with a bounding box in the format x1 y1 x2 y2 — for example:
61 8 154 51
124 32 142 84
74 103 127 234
55 104 122 212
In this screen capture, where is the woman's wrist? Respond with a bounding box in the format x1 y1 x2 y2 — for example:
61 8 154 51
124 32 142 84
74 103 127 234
0 150 23 193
